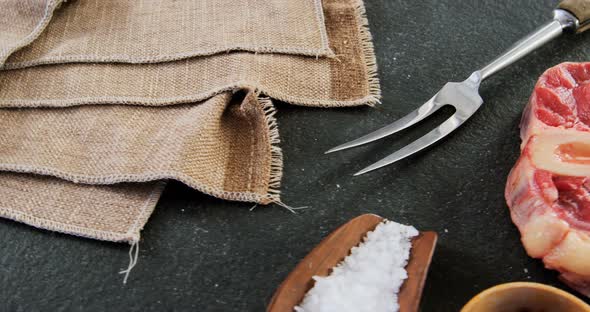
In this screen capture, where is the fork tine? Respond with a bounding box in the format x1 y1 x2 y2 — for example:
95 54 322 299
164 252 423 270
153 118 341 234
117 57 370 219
353 114 464 176
325 96 441 154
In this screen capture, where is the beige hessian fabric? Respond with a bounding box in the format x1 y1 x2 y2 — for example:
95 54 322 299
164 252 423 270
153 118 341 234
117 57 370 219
0 91 282 204
0 91 278 243
0 172 165 242
0 0 61 66
3 0 333 69
0 0 380 243
0 0 380 108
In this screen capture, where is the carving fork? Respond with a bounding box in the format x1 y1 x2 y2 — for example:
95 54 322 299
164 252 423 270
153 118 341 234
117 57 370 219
326 0 590 176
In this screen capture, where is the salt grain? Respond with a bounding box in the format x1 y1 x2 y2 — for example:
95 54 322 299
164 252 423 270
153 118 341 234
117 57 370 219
295 220 418 312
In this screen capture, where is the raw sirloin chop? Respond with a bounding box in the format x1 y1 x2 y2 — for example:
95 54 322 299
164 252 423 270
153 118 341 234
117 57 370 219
506 62 590 295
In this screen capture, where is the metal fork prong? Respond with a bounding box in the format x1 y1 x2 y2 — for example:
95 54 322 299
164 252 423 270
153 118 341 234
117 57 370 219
325 96 441 154
353 114 464 176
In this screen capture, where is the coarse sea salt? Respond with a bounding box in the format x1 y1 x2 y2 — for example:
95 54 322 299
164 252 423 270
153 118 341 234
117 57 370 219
295 220 418 312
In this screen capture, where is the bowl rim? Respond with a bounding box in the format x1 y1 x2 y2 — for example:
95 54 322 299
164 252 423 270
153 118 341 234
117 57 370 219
461 282 590 312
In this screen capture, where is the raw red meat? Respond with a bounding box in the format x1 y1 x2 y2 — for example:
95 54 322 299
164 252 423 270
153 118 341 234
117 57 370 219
506 62 590 296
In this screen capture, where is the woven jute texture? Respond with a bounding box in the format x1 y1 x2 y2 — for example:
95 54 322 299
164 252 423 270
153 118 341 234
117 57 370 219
0 0 380 243
0 172 165 242
0 90 283 242
0 0 379 108
0 0 61 66
0 91 282 203
2 0 333 69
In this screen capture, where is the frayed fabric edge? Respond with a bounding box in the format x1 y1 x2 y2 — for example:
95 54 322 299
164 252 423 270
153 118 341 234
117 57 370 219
353 0 382 107
256 95 283 205
255 93 311 214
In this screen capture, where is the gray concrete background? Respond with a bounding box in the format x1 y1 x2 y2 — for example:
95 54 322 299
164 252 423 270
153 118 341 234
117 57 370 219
2 0 590 311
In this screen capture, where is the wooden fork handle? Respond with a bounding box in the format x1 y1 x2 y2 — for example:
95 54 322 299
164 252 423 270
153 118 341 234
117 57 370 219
558 0 590 32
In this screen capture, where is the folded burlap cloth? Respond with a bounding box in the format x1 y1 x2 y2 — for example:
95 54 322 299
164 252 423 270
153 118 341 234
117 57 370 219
0 0 380 243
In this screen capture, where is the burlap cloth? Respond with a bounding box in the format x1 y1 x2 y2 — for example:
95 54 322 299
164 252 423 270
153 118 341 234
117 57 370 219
2 0 333 69
0 0 380 243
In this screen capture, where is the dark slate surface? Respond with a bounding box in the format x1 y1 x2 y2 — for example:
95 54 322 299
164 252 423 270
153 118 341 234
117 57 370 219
2 0 590 311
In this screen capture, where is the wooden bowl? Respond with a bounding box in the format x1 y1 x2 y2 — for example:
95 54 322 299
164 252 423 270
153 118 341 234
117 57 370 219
461 282 590 312
267 214 437 312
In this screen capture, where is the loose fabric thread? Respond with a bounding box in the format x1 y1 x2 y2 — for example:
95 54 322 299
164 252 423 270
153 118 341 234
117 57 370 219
119 240 139 284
